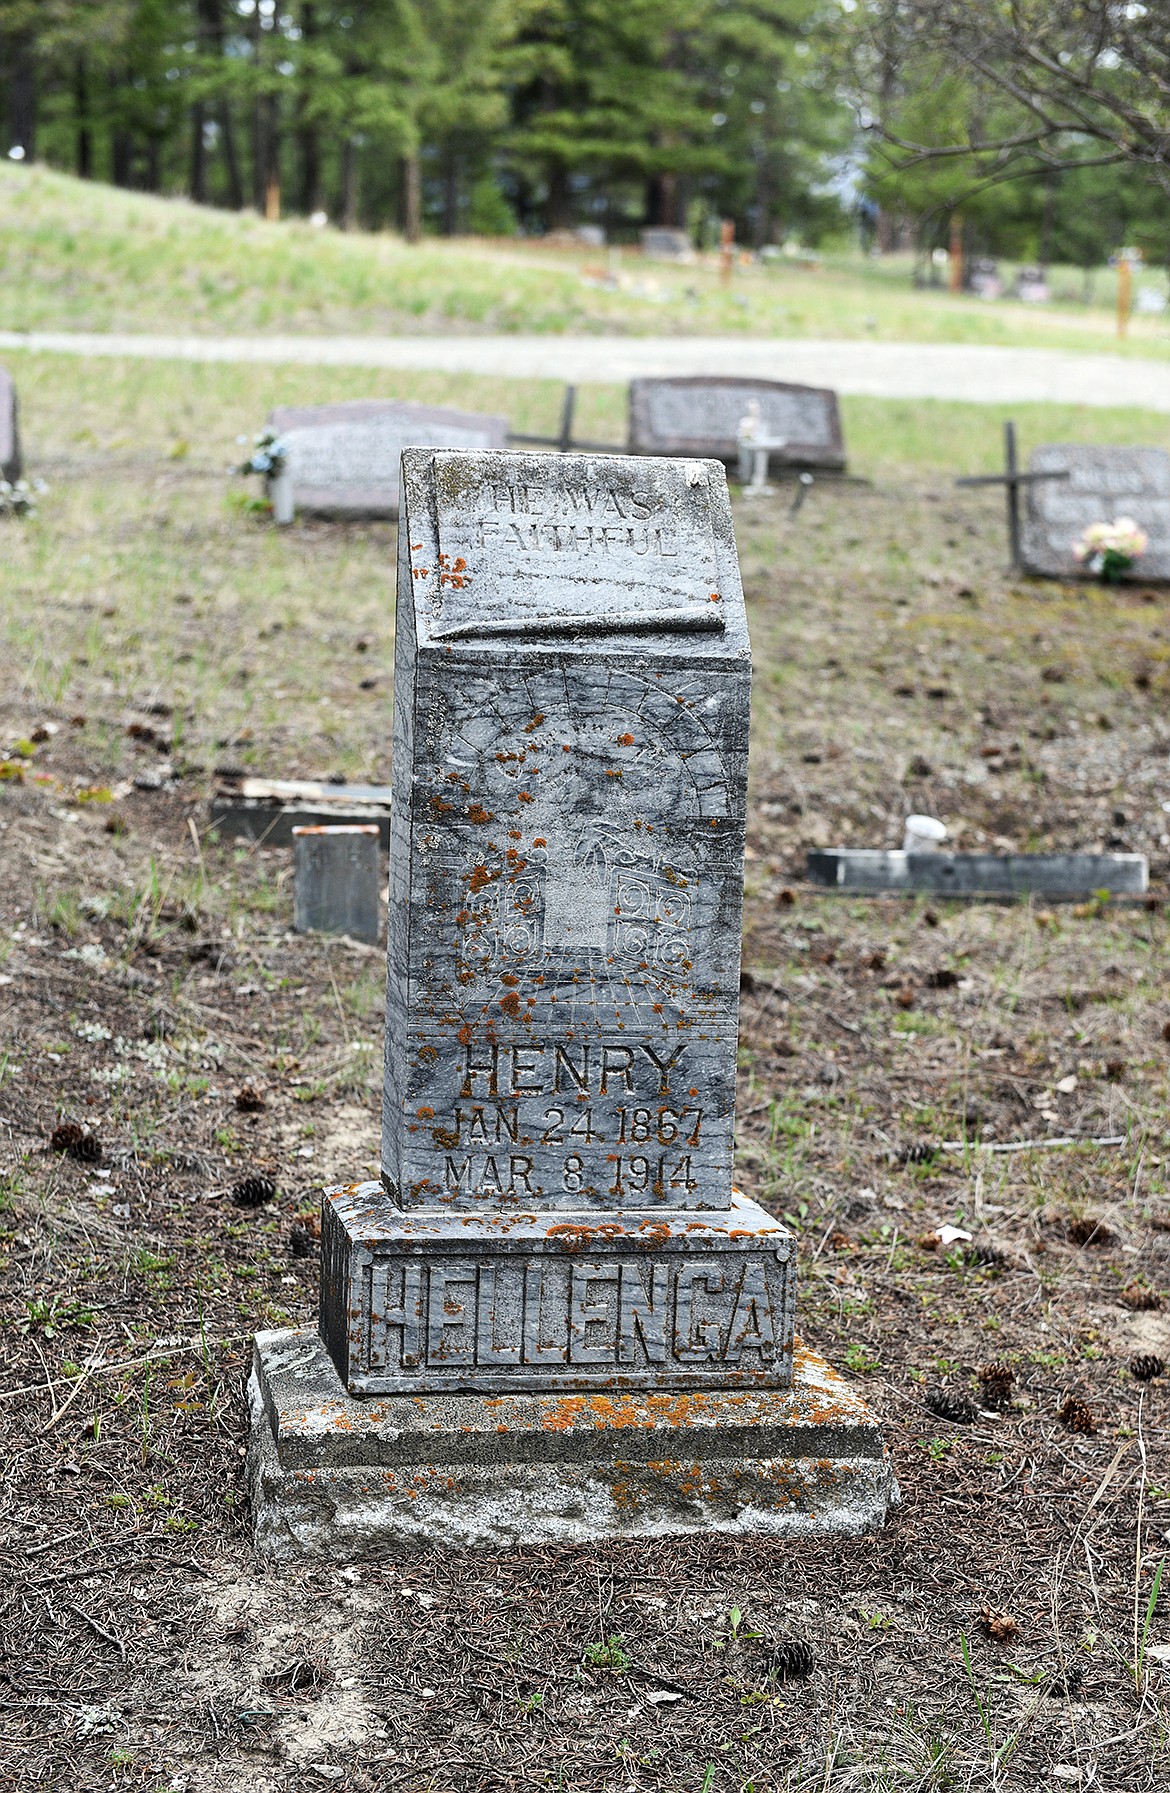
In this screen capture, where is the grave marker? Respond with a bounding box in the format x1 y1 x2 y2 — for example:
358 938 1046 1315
640 227 694 262
248 446 895 1555
0 365 22 482
629 376 845 472
1019 444 1170 581
268 398 507 520
210 776 393 848
293 824 381 944
808 848 1148 898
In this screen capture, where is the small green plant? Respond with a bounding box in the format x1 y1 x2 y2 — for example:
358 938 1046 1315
582 1634 631 1671
845 1342 881 1375
17 1295 95 1336
1134 1556 1165 1689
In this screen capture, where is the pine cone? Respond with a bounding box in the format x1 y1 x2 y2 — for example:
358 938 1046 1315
232 1174 276 1207
967 1244 1004 1270
72 1134 103 1164
1120 1285 1162 1312
1058 1394 1097 1435
1066 1214 1113 1247
978 1607 1019 1642
1129 1353 1166 1382
979 1363 1015 1410
289 1222 316 1258
235 1085 266 1114
925 1387 978 1424
768 1638 815 1680
50 1122 84 1154
1047 1663 1084 1699
902 1142 938 1165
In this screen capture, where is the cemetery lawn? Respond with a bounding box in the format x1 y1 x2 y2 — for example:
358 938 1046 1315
2 355 1170 1790
4 160 1170 360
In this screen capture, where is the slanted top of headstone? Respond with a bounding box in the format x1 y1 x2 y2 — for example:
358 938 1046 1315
0 365 22 483
408 448 740 645
641 228 694 262
1021 444 1170 580
629 376 845 471
268 398 507 520
384 447 750 1213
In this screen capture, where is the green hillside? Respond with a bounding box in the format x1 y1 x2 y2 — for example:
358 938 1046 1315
2 162 1168 355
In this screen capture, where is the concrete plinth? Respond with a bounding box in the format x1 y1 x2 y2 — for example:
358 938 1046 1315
248 1327 899 1560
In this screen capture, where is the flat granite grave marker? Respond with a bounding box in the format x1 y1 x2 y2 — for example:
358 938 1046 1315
0 365 22 482
248 446 896 1556
629 376 845 472
1020 444 1170 581
268 398 507 520
808 847 1148 898
293 824 381 944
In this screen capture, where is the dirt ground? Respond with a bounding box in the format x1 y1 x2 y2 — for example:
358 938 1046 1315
2 431 1169 1790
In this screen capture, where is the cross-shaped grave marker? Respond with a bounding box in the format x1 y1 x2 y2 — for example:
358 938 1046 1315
956 420 1069 569
507 384 626 455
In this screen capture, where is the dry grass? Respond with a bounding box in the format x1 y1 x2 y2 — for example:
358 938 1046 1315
3 159 1170 357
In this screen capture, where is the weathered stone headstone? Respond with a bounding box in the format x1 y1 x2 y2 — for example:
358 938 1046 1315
629 376 845 472
248 446 895 1556
640 228 694 262
293 824 381 944
268 398 507 520
1021 445 1170 580
0 365 22 482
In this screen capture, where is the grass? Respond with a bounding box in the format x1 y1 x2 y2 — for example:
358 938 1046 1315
3 347 1166 788
3 160 1169 355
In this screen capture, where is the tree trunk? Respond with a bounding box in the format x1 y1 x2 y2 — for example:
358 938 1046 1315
1039 170 1058 269
545 163 572 232
297 2 320 214
219 102 243 208
249 10 265 210
7 40 36 161
191 103 207 202
298 120 321 215
441 148 458 235
341 137 358 230
75 56 92 179
402 150 421 243
264 89 281 219
112 131 131 188
752 152 770 249
146 137 161 194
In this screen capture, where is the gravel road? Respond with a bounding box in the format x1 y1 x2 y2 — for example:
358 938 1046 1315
1 330 1168 410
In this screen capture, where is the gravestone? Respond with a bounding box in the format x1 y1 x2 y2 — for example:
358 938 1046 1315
629 376 845 472
1020 445 1170 580
293 824 381 944
247 446 895 1557
268 398 507 520
0 365 22 482
641 227 694 262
